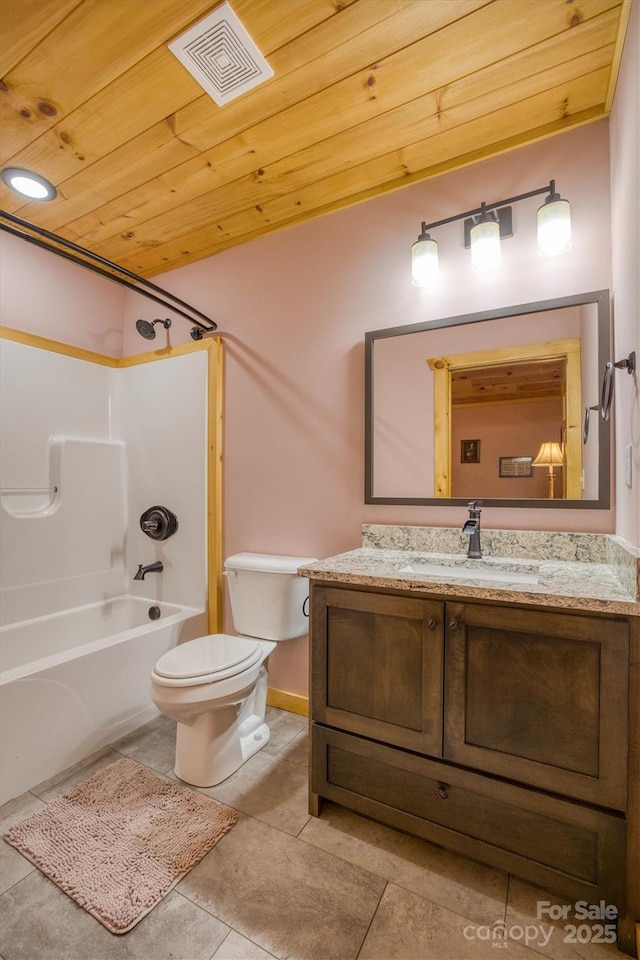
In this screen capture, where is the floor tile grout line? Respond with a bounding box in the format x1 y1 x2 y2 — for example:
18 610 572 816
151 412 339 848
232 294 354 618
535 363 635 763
504 873 511 924
210 923 279 960
355 878 388 959
292 822 511 936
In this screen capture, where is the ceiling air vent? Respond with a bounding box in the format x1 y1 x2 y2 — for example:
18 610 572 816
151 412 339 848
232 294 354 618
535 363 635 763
168 2 273 107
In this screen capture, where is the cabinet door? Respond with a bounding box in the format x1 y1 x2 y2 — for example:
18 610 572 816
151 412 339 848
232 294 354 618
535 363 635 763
444 602 628 810
311 585 444 756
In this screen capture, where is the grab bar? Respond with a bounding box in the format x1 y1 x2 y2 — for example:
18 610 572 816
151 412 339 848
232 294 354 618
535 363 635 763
1 486 58 495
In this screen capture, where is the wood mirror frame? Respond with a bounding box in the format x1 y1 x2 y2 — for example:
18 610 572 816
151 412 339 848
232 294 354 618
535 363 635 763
364 290 611 508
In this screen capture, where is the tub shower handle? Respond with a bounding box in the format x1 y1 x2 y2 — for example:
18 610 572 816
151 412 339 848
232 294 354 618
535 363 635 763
140 506 178 541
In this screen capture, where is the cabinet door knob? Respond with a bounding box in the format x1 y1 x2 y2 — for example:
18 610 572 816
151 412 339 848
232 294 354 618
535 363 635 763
427 617 438 631
448 618 459 631
433 783 449 800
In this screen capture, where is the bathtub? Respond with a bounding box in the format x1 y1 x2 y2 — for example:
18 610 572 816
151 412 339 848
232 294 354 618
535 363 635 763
0 596 206 804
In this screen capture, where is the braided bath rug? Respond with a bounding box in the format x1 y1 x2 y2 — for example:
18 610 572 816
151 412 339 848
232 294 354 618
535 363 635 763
3 757 237 934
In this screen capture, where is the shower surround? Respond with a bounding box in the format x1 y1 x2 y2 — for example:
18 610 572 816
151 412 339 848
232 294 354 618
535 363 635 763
0 337 210 803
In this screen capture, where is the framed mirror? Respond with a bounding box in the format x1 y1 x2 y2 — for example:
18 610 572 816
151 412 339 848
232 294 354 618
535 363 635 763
365 290 611 508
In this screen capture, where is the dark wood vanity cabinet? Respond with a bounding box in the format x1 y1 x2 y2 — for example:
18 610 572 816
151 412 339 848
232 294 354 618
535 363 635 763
310 582 637 951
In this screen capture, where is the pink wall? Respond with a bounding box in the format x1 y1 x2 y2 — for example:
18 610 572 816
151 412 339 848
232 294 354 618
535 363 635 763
0 231 125 356
119 121 617 696
4 97 637 698
451 400 562 500
610 0 640 548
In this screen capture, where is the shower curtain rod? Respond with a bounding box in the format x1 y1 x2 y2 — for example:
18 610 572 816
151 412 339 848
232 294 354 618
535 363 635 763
0 211 217 334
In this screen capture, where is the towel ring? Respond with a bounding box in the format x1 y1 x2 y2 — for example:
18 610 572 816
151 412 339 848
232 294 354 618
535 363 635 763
601 351 636 421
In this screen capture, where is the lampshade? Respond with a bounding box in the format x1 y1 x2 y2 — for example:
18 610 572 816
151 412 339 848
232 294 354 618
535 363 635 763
470 209 501 272
411 229 439 287
533 440 564 499
537 192 571 256
532 441 564 467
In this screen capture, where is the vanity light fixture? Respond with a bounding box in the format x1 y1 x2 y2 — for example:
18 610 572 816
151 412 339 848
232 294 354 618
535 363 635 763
532 440 564 499
469 203 502 273
411 225 439 287
411 180 571 286
1 167 57 201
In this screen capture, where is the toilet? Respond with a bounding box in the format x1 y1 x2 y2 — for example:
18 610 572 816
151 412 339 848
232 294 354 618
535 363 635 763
150 552 316 787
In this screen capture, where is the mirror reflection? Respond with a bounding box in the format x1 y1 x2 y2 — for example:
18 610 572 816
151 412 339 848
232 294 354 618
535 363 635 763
365 291 610 508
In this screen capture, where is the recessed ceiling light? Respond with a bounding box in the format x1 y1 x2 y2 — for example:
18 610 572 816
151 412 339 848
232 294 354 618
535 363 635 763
1 167 57 201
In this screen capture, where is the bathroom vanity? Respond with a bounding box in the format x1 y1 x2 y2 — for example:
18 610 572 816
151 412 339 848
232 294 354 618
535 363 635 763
300 527 640 956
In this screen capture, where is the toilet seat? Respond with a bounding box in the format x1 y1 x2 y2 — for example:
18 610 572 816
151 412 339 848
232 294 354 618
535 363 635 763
152 634 263 687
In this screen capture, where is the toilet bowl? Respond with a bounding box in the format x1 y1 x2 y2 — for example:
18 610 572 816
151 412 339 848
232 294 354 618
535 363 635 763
150 552 316 787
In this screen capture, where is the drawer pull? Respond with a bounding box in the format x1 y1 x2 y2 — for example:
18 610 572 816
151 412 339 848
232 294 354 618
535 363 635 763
427 617 438 631
448 618 459 631
434 783 449 800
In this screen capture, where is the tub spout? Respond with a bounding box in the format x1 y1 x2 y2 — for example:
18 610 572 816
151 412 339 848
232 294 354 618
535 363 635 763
134 561 163 580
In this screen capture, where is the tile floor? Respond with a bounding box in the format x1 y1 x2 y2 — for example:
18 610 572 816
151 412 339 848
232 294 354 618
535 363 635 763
0 708 624 960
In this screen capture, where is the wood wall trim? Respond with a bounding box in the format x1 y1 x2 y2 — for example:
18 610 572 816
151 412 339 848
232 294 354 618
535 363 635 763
428 338 582 500
207 340 224 635
606 0 634 112
267 688 309 718
0 325 119 366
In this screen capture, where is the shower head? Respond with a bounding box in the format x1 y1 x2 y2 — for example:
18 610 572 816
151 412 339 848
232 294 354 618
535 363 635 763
136 318 172 340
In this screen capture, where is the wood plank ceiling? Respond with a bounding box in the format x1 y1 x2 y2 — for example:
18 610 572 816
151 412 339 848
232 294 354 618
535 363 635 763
0 0 630 278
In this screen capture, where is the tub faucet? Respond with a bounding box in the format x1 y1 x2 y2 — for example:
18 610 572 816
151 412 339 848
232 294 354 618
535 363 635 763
133 561 163 580
462 501 482 559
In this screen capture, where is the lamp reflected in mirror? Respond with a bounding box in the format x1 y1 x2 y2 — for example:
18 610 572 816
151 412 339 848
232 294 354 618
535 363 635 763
533 441 565 499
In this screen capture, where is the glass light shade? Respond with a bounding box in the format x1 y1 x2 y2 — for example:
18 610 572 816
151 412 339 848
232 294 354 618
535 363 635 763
470 218 501 272
1 167 57 201
411 235 439 287
537 198 571 256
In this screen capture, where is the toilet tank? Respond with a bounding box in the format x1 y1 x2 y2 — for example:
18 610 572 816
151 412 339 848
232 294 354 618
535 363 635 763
224 553 317 641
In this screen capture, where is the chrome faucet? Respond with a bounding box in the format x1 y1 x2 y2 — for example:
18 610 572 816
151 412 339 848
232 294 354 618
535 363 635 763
133 561 163 580
462 501 482 559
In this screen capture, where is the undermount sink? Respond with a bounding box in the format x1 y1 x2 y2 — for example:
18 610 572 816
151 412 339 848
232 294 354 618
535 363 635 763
398 560 540 585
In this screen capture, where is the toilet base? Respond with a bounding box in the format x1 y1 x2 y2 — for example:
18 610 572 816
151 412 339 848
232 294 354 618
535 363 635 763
173 665 271 787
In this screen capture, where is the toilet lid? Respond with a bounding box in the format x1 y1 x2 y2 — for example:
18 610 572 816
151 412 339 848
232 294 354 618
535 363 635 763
154 634 261 680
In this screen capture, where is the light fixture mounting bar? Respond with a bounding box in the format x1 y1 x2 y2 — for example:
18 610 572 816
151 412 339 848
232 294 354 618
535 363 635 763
463 207 512 248
420 181 557 233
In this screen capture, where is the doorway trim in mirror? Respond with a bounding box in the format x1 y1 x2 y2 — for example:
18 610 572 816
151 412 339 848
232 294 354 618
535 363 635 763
428 338 582 499
364 290 611 509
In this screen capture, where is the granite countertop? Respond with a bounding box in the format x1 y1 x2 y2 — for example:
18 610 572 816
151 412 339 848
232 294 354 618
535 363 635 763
298 527 640 616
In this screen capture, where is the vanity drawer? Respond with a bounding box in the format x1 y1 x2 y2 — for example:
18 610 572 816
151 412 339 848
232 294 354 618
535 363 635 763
311 724 626 909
